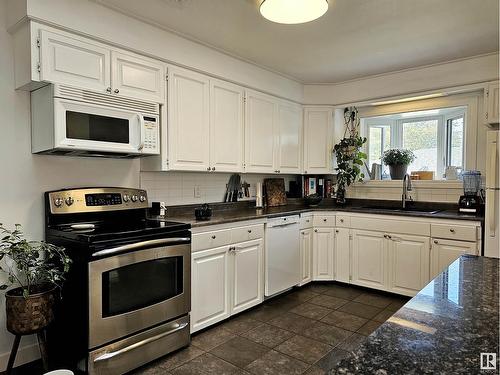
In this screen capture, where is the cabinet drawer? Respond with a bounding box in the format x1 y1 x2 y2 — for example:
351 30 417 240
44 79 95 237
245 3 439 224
192 229 232 251
313 214 335 227
336 215 350 228
431 224 477 242
231 224 264 243
300 215 313 229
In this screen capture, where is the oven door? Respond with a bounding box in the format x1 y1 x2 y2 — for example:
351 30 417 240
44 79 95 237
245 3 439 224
88 238 190 349
54 98 144 154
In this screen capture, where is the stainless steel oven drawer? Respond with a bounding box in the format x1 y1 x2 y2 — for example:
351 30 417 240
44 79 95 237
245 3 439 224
88 314 190 375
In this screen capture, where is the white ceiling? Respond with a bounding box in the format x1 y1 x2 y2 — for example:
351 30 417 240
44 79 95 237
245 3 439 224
95 0 499 83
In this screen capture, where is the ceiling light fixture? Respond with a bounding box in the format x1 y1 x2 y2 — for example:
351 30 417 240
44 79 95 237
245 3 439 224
260 0 329 24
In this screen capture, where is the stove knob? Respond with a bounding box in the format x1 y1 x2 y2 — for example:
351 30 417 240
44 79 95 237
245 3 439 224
131 195 138 202
54 198 63 207
65 197 74 206
123 194 130 202
139 195 146 202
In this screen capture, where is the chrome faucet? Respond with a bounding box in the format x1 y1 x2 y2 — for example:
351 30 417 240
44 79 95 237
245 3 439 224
402 174 413 209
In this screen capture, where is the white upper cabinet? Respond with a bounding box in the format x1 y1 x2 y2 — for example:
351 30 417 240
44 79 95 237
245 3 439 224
210 80 245 172
244 90 277 173
39 30 111 93
303 107 333 174
167 66 210 171
387 234 430 296
277 101 303 174
486 82 499 124
111 51 165 102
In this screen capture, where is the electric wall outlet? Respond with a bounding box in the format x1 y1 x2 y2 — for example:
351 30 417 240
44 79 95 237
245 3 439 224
194 185 201 198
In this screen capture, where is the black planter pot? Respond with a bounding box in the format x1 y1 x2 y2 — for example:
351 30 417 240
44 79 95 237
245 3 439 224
389 164 408 180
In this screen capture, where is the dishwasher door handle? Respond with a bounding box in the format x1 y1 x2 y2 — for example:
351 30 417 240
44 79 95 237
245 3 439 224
269 222 299 228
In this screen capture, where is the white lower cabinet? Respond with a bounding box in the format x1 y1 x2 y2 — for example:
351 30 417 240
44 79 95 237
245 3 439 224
351 230 387 290
312 227 335 280
231 239 264 315
387 234 430 296
430 238 477 279
299 228 313 285
191 246 230 332
191 238 263 333
335 228 351 283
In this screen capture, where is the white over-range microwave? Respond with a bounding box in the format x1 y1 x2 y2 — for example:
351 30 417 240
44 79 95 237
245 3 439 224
31 84 160 157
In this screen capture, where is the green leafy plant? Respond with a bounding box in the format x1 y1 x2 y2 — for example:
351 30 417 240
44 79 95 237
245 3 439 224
0 224 71 298
333 107 368 199
382 149 416 166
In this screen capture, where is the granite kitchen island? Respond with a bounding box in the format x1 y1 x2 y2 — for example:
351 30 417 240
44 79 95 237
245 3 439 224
331 255 499 374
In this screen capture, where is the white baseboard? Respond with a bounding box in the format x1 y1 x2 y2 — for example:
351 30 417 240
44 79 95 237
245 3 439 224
0 341 40 371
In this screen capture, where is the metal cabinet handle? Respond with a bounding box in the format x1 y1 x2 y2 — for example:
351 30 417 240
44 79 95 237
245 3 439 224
211 235 216 239
449 228 455 233
212 167 215 171
106 87 112 93
434 240 439 244
340 219 344 223
114 88 120 94
335 230 339 233
306 219 310 223
323 219 327 222
248 229 252 233
93 322 189 363
304 171 307 174
314 229 318 233
207 167 211 171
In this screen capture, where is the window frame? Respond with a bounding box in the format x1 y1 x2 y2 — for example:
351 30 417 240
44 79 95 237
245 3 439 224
363 109 466 179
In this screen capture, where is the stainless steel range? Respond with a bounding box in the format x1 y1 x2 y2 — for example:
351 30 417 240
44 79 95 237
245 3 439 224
45 187 191 375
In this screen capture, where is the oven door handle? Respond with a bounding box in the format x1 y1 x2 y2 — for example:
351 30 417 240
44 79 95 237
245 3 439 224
92 237 191 257
93 322 189 363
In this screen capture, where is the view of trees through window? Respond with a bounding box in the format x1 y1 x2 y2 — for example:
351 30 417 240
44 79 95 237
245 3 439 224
363 107 466 179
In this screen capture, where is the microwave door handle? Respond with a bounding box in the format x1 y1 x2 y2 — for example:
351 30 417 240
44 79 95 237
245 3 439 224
93 322 189 363
92 237 191 257
137 114 145 151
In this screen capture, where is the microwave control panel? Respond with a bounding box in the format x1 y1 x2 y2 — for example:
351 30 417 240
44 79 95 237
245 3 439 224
143 116 159 154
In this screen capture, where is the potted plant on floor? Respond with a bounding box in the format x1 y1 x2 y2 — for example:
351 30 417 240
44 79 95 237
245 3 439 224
0 223 71 372
382 149 416 180
333 107 367 204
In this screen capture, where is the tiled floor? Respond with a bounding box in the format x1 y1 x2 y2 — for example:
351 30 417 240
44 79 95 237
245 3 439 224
130 282 409 375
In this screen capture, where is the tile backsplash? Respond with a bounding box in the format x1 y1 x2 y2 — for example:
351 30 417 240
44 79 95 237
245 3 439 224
140 172 297 205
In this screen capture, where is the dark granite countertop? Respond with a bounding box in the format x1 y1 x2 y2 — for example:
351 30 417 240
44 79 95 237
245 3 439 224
161 199 483 228
330 255 499 374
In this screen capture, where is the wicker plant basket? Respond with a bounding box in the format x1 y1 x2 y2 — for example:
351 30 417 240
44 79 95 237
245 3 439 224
5 283 56 335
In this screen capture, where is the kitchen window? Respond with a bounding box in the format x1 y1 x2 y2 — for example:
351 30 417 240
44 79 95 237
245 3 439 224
363 107 466 179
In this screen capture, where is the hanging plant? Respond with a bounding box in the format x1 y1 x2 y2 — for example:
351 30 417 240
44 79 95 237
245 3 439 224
333 107 367 203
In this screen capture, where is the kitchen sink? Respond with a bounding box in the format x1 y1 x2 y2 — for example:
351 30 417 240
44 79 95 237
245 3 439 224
359 206 442 214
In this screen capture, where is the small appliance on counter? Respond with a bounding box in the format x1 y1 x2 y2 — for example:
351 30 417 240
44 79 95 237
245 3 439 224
195 203 212 221
458 170 483 214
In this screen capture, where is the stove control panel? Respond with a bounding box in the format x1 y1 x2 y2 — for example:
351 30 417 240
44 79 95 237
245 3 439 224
47 188 148 214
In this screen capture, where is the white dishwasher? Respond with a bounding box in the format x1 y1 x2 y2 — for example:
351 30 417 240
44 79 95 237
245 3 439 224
265 215 300 296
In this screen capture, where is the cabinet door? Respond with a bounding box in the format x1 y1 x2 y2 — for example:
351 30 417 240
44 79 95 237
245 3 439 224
39 30 110 92
299 229 313 286
303 107 333 174
111 51 165 102
210 80 244 172
191 246 230 333
312 228 335 281
430 239 477 279
487 82 499 124
231 239 264 315
167 67 210 171
277 101 302 174
351 230 387 290
388 234 430 297
335 228 350 283
244 90 277 173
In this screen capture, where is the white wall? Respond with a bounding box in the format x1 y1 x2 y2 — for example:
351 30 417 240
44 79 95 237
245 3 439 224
141 172 297 206
303 53 499 105
9 0 303 103
0 0 140 367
